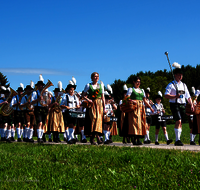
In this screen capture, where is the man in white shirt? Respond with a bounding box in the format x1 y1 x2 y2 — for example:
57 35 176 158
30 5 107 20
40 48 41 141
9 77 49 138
165 67 194 146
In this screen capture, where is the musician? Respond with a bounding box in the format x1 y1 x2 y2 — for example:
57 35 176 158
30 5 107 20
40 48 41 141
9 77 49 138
60 81 80 144
31 75 49 143
124 76 154 145
165 65 194 146
48 82 65 143
152 91 173 145
103 91 113 144
11 84 25 142
82 72 105 145
144 87 153 144
119 84 131 144
20 83 35 143
0 87 12 142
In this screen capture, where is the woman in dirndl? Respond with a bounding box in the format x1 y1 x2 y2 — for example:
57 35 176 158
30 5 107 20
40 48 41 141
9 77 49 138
47 82 65 143
122 76 154 145
82 72 105 145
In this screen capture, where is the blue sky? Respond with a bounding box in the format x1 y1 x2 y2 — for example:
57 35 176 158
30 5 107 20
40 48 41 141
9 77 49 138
1 0 200 93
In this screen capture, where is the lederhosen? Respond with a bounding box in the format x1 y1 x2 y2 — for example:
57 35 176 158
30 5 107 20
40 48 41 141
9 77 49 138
145 98 152 125
153 103 166 129
170 82 186 122
23 95 35 126
34 91 48 124
13 95 26 126
63 94 77 126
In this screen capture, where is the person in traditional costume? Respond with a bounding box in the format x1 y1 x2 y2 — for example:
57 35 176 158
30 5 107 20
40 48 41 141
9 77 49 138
82 72 105 145
144 87 153 144
61 77 80 144
20 81 35 143
124 76 154 145
152 91 173 145
76 92 87 143
186 87 197 145
11 83 26 142
103 91 113 144
47 81 65 143
0 87 12 142
165 62 194 146
31 75 50 143
107 84 118 143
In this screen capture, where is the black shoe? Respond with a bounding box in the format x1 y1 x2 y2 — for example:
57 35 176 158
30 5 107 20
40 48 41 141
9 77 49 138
190 141 196 145
175 140 184 146
144 140 149 144
127 137 131 143
42 135 46 142
132 141 137 145
23 138 27 142
104 140 110 144
11 137 15 141
6 138 12 143
81 139 87 143
122 139 127 144
29 138 34 143
137 140 143 145
167 139 173 145
48 138 52 142
17 138 22 142
67 140 74 144
155 141 159 145
148 140 151 144
37 138 43 143
64 137 67 142
57 138 61 142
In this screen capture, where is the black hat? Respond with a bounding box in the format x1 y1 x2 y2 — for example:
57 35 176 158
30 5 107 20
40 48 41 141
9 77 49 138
16 87 24 92
155 91 163 99
53 88 61 92
172 62 183 74
24 85 33 91
35 74 45 86
66 84 77 91
145 87 150 94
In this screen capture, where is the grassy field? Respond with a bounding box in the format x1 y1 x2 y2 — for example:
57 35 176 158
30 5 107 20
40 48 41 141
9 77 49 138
0 123 200 189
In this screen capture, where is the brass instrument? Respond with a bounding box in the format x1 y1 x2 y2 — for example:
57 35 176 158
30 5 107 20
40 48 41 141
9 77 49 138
0 88 17 116
40 79 54 107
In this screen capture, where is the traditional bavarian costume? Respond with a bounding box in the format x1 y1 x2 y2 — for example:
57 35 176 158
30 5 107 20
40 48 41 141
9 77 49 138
20 84 35 143
47 87 65 143
84 82 104 144
11 86 26 142
122 87 146 145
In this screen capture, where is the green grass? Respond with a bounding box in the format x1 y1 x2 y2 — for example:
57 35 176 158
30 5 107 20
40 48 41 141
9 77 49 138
0 143 200 189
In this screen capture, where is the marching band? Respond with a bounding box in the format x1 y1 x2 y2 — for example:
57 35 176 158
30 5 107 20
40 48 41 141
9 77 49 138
0 65 199 146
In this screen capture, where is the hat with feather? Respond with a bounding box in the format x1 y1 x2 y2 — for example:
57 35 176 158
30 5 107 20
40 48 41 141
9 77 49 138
107 84 113 97
66 76 77 91
1 86 7 93
155 91 163 99
35 74 45 86
16 83 24 92
24 81 34 91
54 81 62 92
104 91 111 99
145 87 150 94
123 84 128 93
172 62 183 74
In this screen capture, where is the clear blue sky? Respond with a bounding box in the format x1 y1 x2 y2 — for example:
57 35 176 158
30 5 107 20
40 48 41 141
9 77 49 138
1 0 200 93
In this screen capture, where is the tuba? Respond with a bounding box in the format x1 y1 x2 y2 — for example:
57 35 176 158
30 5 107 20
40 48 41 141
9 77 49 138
0 88 17 116
39 79 54 107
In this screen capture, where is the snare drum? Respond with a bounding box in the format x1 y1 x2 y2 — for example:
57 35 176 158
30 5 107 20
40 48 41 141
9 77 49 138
110 117 118 122
69 111 85 118
158 115 173 122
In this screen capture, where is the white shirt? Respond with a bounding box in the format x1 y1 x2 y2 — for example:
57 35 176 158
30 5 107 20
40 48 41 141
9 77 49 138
60 93 79 112
84 82 104 94
126 87 146 98
152 103 164 116
105 103 112 116
11 95 21 111
165 81 190 104
31 90 48 107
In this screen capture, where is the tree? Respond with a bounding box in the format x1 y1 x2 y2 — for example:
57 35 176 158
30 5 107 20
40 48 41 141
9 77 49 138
0 72 10 91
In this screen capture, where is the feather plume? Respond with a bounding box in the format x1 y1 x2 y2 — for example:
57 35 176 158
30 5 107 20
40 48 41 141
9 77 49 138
58 81 62 91
48 91 53 96
30 80 34 88
146 87 150 92
107 84 113 94
20 83 24 90
104 91 110 96
1 86 6 91
71 76 76 85
158 91 162 97
191 87 195 95
7 87 10 91
39 74 44 82
69 80 73 85
123 84 128 91
172 62 181 69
